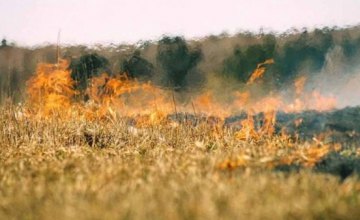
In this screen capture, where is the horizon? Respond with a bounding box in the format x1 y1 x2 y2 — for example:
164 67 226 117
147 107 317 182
1 0 360 46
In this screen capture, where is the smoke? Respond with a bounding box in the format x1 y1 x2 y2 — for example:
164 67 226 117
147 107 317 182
308 46 360 108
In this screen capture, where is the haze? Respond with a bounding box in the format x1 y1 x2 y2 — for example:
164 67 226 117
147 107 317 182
0 0 359 46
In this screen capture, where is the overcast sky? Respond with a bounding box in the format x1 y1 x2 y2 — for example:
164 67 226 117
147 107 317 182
1 0 359 46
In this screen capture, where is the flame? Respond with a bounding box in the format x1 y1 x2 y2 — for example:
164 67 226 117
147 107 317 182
24 59 338 133
310 91 337 111
191 92 230 118
247 59 274 84
234 115 258 141
85 73 173 122
22 59 346 172
217 143 335 171
232 91 250 110
260 111 276 135
294 76 307 96
26 59 77 117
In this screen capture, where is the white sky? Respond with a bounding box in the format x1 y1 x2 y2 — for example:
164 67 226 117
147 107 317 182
0 0 359 46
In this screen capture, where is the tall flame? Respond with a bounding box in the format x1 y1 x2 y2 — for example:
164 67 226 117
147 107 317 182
26 59 77 116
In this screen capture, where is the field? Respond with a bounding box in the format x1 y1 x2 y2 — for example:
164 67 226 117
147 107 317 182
1 104 360 220
1 43 360 219
2 1 360 218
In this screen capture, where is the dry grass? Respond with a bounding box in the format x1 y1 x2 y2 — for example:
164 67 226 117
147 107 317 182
1 105 360 220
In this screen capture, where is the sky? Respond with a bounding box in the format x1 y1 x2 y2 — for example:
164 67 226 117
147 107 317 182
0 0 360 46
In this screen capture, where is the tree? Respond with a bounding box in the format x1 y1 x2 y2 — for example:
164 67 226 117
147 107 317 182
69 53 110 91
222 35 276 82
274 29 334 84
340 32 360 59
156 36 202 89
121 50 154 81
1 38 7 48
222 47 247 81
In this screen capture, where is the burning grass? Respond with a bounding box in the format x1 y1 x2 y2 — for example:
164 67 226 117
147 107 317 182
0 60 360 219
24 59 338 120
1 105 360 219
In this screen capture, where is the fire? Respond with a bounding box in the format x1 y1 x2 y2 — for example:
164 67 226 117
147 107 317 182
191 91 230 118
26 59 77 117
247 59 274 84
234 115 258 141
284 76 337 112
217 142 335 171
24 58 338 133
21 59 348 176
232 91 250 110
260 111 276 135
85 73 173 122
310 91 337 111
294 76 307 96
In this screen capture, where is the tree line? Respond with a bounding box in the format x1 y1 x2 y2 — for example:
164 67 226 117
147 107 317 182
1 26 360 102
69 27 360 92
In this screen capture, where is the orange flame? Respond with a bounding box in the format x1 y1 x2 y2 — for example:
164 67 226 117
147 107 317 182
83 72 175 124
247 59 274 84
24 59 338 131
26 59 77 117
294 76 307 96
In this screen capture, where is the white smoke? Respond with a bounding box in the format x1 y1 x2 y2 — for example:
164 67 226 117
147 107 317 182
311 46 360 108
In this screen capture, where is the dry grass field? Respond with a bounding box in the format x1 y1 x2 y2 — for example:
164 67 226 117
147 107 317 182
1 104 360 220
1 60 360 220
